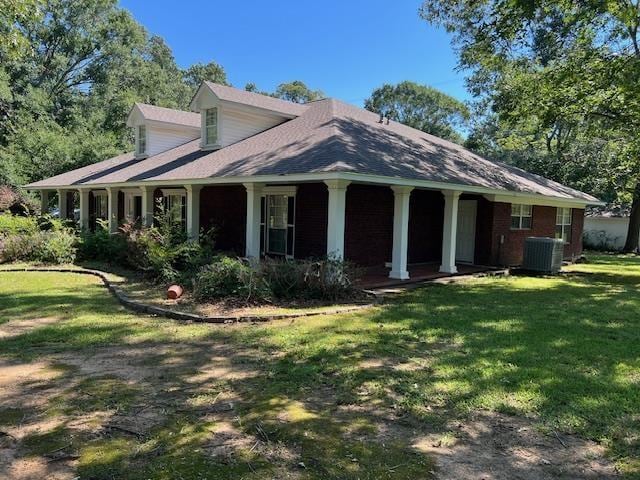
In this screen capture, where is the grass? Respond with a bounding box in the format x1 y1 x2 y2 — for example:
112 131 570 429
0 253 639 478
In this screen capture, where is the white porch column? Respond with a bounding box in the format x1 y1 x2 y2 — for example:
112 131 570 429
440 190 462 274
106 187 119 233
325 179 351 260
40 190 51 215
56 189 68 220
389 186 414 280
244 183 264 258
140 185 155 227
78 189 90 230
185 185 202 240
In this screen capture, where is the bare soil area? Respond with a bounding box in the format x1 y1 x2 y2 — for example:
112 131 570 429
0 315 619 480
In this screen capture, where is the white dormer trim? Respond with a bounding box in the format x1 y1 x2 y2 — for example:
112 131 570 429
201 106 222 151
135 124 148 159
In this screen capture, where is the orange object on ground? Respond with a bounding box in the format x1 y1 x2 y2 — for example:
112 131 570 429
167 285 183 300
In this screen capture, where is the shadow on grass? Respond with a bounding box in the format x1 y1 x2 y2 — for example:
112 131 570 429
0 256 638 478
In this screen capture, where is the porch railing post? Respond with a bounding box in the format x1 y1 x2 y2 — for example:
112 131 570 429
389 186 414 280
244 183 264 258
106 187 119 233
56 188 68 220
440 190 462 274
78 188 90 230
324 179 351 260
185 184 202 240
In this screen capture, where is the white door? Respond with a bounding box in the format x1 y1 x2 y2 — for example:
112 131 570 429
456 200 477 264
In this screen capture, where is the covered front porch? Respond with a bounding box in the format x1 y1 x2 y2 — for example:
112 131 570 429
40 178 486 280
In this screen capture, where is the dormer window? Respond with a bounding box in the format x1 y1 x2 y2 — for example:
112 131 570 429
137 125 147 156
204 107 218 146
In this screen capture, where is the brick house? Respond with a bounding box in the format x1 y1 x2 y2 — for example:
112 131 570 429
27 82 599 279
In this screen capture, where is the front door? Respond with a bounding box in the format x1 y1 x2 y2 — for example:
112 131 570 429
456 200 477 264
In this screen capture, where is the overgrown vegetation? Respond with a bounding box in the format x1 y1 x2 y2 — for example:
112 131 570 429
0 213 76 264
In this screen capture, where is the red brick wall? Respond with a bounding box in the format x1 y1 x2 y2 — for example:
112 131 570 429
200 185 246 255
565 208 585 260
482 202 585 266
408 189 444 263
345 184 394 266
294 183 328 259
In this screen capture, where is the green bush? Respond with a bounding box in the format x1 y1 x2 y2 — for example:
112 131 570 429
193 256 269 302
77 220 127 264
121 208 215 284
0 213 38 235
0 229 77 264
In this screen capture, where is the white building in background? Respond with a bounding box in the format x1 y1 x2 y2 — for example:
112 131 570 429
583 207 636 251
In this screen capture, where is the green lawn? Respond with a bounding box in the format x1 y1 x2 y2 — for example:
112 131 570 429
0 254 638 478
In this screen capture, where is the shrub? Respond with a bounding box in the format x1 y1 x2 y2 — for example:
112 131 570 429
0 229 77 264
121 209 215 284
193 256 269 302
0 213 38 235
77 220 127 264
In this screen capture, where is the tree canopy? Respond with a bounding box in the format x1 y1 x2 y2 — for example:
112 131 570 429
0 0 228 188
364 81 469 144
421 0 640 251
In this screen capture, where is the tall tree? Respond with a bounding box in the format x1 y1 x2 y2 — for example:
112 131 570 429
421 0 640 251
183 61 228 90
273 80 323 103
364 81 469 144
0 0 227 187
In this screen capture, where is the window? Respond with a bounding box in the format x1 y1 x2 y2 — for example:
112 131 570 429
93 193 108 220
204 107 218 146
163 192 186 229
262 194 295 257
124 193 142 222
511 204 532 229
137 125 146 155
556 207 572 243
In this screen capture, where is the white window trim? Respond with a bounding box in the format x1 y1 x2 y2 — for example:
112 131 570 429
123 191 142 221
92 191 108 220
261 190 296 259
556 207 573 244
202 106 221 150
136 124 147 158
160 188 187 196
511 203 533 230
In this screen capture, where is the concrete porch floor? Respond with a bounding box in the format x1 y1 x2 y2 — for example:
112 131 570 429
357 263 494 289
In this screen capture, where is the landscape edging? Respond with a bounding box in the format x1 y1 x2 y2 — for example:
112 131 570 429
0 267 376 324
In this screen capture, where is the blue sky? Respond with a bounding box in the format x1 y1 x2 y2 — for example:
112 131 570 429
119 0 469 106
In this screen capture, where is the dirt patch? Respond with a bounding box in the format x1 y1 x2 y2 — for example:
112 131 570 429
412 411 619 480
0 317 59 339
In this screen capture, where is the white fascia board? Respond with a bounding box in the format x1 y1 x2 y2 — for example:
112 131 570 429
25 171 602 207
189 82 215 112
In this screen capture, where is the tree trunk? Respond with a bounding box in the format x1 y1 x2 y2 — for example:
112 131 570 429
623 180 640 253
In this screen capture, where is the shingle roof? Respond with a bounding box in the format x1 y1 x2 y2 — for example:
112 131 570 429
26 97 598 203
134 103 200 128
203 82 308 117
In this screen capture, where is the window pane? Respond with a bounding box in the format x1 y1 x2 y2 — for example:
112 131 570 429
521 216 532 229
511 204 521 217
522 204 532 216
205 108 218 144
138 125 146 154
268 228 286 255
268 195 288 229
555 225 563 239
563 209 572 225
556 208 563 225
511 216 521 229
